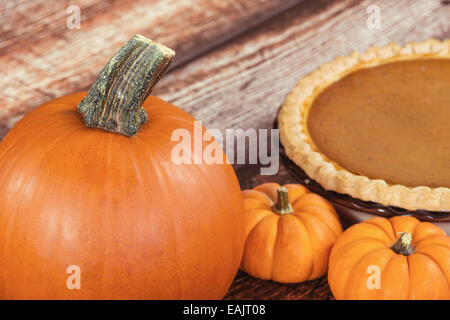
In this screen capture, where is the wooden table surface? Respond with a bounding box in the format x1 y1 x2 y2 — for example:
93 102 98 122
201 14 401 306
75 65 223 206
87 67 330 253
1 0 449 300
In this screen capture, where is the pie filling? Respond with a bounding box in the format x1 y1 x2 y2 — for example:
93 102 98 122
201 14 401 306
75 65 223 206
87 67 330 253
307 58 450 188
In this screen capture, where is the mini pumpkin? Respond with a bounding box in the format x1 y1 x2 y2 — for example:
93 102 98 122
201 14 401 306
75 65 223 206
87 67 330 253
0 35 245 299
328 216 450 300
240 183 343 283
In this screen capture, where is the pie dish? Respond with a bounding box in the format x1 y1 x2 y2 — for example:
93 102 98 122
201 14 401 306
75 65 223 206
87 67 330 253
279 39 450 212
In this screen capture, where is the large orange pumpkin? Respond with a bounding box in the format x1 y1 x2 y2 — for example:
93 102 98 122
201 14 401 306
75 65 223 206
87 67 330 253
328 216 450 300
241 183 343 283
0 35 245 299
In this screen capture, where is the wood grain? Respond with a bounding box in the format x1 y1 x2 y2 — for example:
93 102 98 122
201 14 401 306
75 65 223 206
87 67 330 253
225 272 333 300
0 0 304 137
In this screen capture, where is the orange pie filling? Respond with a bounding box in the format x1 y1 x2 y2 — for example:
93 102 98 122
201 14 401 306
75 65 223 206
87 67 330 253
307 59 450 189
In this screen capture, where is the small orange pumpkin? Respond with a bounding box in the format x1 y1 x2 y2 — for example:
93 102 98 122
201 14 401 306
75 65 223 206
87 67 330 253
240 183 343 283
328 216 450 300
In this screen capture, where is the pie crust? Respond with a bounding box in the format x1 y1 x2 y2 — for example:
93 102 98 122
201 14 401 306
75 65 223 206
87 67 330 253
279 39 450 211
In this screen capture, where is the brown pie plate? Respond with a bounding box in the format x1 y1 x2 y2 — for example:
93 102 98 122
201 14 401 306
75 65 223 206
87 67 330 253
276 121 450 234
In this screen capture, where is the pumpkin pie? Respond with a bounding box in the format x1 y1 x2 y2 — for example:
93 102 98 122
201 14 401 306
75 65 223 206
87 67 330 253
279 39 450 211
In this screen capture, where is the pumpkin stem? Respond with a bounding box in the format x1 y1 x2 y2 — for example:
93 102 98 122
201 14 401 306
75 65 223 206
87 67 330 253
77 34 175 137
391 232 415 256
272 186 293 215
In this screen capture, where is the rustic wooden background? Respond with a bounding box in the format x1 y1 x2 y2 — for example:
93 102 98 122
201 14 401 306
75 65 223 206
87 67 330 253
1 0 449 300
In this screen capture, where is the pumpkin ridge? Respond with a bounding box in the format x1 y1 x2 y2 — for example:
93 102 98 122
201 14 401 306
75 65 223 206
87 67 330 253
243 209 274 239
346 246 396 299
413 248 450 289
291 200 338 217
292 207 341 238
299 211 338 279
365 219 396 243
242 215 279 279
245 208 274 216
331 223 393 256
0 107 77 170
0 123 30 160
146 138 237 298
1 123 79 237
284 185 309 203
269 215 282 280
138 131 172 188
247 214 279 243
410 220 423 247
168 209 185 299
406 253 413 299
244 201 272 211
378 250 404 299
329 240 384 299
330 237 388 269
249 209 272 234
287 213 316 280
118 137 146 187
407 253 450 299
291 193 333 212
361 221 395 245
412 230 449 248
345 247 393 299
242 190 274 206
415 236 450 250
292 210 339 245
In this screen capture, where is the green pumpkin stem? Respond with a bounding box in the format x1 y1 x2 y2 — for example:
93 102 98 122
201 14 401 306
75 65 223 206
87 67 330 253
272 186 293 215
391 232 415 256
77 34 175 137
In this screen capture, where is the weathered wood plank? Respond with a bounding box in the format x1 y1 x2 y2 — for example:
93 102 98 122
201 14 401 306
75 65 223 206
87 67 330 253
153 0 450 169
225 271 333 300
0 0 304 136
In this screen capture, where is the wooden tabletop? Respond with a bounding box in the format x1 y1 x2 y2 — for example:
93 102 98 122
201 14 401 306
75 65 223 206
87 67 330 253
1 0 449 300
